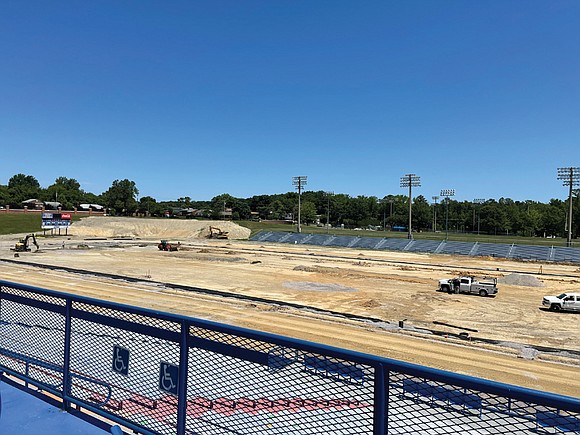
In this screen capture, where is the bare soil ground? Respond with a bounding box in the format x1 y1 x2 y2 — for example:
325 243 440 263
1 218 579 398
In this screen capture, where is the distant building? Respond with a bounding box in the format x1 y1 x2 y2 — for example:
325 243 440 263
43 201 62 210
78 203 105 211
22 199 47 210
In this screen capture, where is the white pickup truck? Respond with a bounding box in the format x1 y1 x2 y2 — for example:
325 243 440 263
542 293 580 311
438 276 499 297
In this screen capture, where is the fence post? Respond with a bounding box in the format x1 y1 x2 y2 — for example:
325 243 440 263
176 320 189 435
374 363 387 435
62 299 72 411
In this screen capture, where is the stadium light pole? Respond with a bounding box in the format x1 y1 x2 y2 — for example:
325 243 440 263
557 167 580 247
325 191 334 234
473 199 485 236
292 176 307 233
432 196 439 233
401 174 421 239
440 189 455 241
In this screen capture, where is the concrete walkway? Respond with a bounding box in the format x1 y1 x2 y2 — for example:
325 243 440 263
0 380 110 434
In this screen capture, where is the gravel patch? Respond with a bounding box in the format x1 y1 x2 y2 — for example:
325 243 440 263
498 273 545 287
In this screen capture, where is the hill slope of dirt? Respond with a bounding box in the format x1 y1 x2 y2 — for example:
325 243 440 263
69 217 251 240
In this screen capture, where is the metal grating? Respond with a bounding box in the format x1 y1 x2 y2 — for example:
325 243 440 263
1 280 579 435
185 346 374 435
0 290 66 391
388 372 580 434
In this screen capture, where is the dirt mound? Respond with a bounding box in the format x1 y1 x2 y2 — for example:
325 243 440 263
498 273 545 287
69 217 251 240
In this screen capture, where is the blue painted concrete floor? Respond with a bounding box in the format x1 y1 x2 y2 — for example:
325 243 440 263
0 380 108 434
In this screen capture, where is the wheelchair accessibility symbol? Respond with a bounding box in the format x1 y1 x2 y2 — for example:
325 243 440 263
159 362 179 396
112 346 130 376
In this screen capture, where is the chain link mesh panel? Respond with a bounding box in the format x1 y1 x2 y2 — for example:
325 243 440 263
388 372 580 434
2 283 579 435
0 285 66 391
185 327 375 435
69 301 182 435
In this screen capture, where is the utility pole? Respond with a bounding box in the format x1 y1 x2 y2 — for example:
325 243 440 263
292 176 307 233
432 196 439 232
557 167 580 247
440 189 455 241
400 174 421 239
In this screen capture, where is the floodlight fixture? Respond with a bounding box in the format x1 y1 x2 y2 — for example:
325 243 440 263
292 176 308 233
440 189 455 241
400 174 421 239
557 167 580 247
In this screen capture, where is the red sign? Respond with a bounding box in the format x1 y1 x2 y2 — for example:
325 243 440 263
61 213 72 220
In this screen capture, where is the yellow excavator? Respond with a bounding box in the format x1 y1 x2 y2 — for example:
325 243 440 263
209 226 229 239
12 234 39 252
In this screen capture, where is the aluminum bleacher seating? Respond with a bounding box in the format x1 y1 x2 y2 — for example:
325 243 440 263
471 243 511 258
438 242 477 256
324 235 358 247
552 246 580 263
249 232 580 264
376 238 410 251
301 234 331 245
510 245 551 261
405 240 442 253
350 237 384 249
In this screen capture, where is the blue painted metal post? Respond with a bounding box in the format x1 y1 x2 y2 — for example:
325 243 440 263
176 320 189 435
62 299 72 411
373 363 387 435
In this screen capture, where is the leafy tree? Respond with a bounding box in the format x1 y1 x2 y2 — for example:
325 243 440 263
0 185 9 207
45 177 84 210
7 174 40 206
102 179 139 216
297 201 317 225
210 193 236 219
139 196 162 216
412 195 432 231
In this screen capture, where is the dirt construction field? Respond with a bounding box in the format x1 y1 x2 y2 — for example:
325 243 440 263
1 217 579 398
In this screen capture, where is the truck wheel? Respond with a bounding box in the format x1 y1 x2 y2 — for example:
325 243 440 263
479 290 488 297
550 304 561 311
442 285 450 293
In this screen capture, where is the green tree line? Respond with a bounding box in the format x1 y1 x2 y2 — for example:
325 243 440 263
1 173 578 239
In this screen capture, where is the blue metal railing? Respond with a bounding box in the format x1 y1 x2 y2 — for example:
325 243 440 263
1 279 579 435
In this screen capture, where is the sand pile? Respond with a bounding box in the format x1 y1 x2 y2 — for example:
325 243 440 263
498 273 545 287
69 217 251 240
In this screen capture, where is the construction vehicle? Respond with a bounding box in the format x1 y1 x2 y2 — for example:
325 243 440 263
209 226 229 239
158 240 178 251
438 276 498 297
11 234 39 252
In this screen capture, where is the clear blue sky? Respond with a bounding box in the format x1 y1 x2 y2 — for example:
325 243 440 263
1 1 579 202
